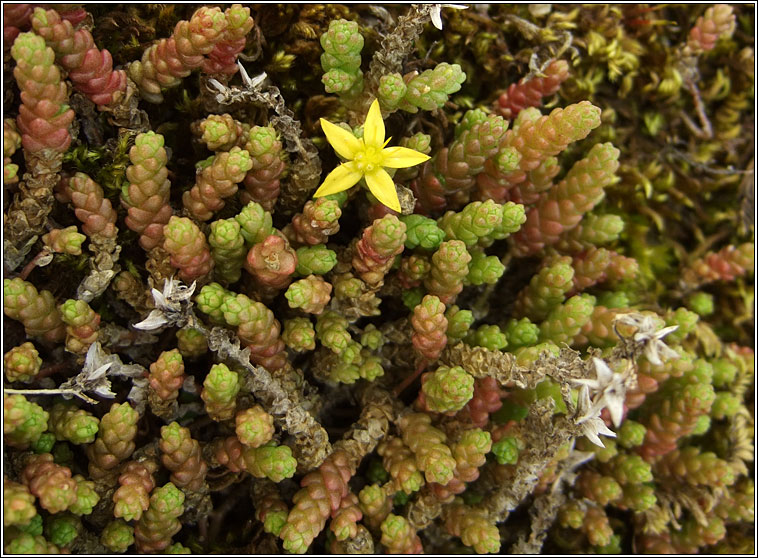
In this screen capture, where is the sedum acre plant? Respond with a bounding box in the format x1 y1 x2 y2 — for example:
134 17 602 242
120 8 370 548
2 4 753 556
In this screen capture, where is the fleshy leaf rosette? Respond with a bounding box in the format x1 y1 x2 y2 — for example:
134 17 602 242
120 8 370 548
11 32 74 153
31 7 126 106
129 6 229 103
123 132 173 250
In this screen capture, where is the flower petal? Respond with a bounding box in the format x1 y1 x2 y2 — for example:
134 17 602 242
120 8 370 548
593 357 614 383
595 419 617 439
365 168 400 212
320 118 362 160
363 99 385 149
92 380 116 399
643 345 663 366
430 6 443 30
582 423 605 448
571 378 600 389
607 396 625 428
174 281 197 302
381 146 432 169
152 287 168 308
313 162 363 198
582 417 616 447
655 325 680 340
134 309 169 331
575 384 591 413
86 363 113 382
656 341 679 361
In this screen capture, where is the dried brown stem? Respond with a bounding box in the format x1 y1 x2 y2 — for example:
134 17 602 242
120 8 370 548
683 76 713 139
360 4 435 115
192 319 331 471
205 71 321 215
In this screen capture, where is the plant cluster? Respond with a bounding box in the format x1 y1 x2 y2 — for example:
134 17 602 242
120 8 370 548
2 4 754 555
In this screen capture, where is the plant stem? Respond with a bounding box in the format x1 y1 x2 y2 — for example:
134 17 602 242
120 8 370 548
3 387 98 404
18 249 51 281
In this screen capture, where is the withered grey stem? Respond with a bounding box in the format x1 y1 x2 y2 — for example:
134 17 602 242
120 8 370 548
4 387 98 404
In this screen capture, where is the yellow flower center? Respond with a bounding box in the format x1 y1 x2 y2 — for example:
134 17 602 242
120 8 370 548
353 145 384 174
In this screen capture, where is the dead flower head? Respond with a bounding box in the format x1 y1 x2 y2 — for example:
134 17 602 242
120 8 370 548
572 357 627 428
134 277 196 331
574 383 617 448
615 312 679 366
58 342 116 402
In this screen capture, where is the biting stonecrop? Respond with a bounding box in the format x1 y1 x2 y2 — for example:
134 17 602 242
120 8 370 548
11 31 74 153
313 99 430 212
2 4 754 557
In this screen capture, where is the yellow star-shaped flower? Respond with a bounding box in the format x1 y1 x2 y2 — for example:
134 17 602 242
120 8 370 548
313 99 431 212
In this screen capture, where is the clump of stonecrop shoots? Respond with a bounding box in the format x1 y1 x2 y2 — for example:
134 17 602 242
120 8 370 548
2 4 753 556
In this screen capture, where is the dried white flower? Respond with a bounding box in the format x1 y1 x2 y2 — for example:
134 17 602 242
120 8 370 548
430 4 468 31
4 342 147 405
574 384 617 448
642 326 680 366
572 357 627 427
615 313 679 366
58 342 116 402
237 62 267 89
86 340 146 379
210 67 267 103
134 277 196 331
580 415 617 448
